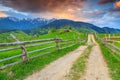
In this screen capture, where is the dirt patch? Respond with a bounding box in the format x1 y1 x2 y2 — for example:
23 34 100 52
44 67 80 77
80 35 112 80
25 46 87 80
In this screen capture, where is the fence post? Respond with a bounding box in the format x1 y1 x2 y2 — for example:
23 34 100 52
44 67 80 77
66 32 69 43
10 34 28 62
21 45 28 62
55 38 60 50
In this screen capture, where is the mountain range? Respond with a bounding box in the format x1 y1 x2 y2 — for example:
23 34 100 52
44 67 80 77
0 17 120 34
0 17 55 33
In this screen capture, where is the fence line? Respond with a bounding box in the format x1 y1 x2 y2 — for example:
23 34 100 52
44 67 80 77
0 35 86 70
95 33 120 56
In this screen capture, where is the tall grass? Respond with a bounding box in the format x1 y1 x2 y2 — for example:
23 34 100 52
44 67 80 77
97 40 120 80
0 30 87 80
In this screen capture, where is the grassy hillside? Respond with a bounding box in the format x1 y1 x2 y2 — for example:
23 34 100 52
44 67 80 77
0 30 87 80
31 19 120 34
0 31 30 43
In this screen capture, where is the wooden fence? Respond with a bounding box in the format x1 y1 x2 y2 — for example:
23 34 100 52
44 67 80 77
94 33 120 56
0 36 86 70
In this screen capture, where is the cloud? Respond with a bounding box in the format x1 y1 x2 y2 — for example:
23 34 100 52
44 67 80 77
114 1 120 8
0 9 8 17
98 0 115 4
82 9 106 19
0 0 85 13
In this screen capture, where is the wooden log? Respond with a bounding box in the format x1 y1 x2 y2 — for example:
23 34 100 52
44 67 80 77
30 52 52 59
0 61 22 70
0 42 54 52
55 38 60 50
61 43 76 49
21 45 28 62
26 41 54 48
28 46 55 54
0 47 20 52
0 38 56 47
10 34 28 62
0 54 22 62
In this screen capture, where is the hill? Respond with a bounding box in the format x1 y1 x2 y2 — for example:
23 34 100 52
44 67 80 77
31 19 120 34
0 17 120 34
0 17 55 33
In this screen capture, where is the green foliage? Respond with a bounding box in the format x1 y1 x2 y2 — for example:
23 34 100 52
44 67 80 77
97 34 120 48
0 44 80 80
0 30 87 80
64 25 74 30
0 31 29 43
48 27 57 33
97 39 120 80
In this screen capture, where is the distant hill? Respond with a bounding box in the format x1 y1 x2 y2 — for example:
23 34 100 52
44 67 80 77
32 19 120 34
0 17 55 33
0 17 120 34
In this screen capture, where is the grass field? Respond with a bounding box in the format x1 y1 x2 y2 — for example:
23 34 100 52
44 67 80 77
0 30 87 80
97 34 120 48
97 39 120 80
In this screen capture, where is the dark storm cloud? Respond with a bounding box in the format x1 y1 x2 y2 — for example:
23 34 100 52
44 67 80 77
0 0 85 13
98 0 115 4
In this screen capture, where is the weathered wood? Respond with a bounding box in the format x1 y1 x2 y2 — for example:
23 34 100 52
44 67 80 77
30 52 52 59
60 40 74 46
21 45 28 62
0 42 54 52
0 36 79 70
61 43 76 49
0 61 22 70
0 54 22 62
96 35 120 56
27 41 54 48
0 47 20 52
28 46 55 54
0 38 57 47
10 34 28 62
55 38 62 50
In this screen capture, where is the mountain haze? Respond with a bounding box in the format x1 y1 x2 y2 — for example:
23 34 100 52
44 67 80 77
33 19 120 34
0 17 120 34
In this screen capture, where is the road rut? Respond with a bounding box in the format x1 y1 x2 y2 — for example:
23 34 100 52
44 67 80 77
25 46 87 80
80 35 112 80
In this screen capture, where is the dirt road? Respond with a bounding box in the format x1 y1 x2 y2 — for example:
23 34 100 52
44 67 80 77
80 35 112 80
25 45 88 80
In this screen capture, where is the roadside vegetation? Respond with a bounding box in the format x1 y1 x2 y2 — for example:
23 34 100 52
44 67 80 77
97 34 120 48
0 29 87 80
97 38 120 80
66 45 93 80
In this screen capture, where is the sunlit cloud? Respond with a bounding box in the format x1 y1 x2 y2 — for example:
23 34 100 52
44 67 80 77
114 1 120 8
0 9 8 17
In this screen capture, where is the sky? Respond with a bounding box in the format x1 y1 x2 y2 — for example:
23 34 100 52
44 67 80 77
0 0 120 29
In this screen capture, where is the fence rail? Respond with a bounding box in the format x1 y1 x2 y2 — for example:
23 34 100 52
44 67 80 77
95 33 120 56
0 36 85 70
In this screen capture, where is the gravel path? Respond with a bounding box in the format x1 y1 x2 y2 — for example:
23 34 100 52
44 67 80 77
25 45 87 80
80 35 112 80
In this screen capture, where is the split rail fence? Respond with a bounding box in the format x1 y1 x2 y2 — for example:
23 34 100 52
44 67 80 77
94 33 120 56
0 36 86 70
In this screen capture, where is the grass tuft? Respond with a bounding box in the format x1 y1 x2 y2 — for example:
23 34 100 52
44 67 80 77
97 39 120 80
66 45 93 80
